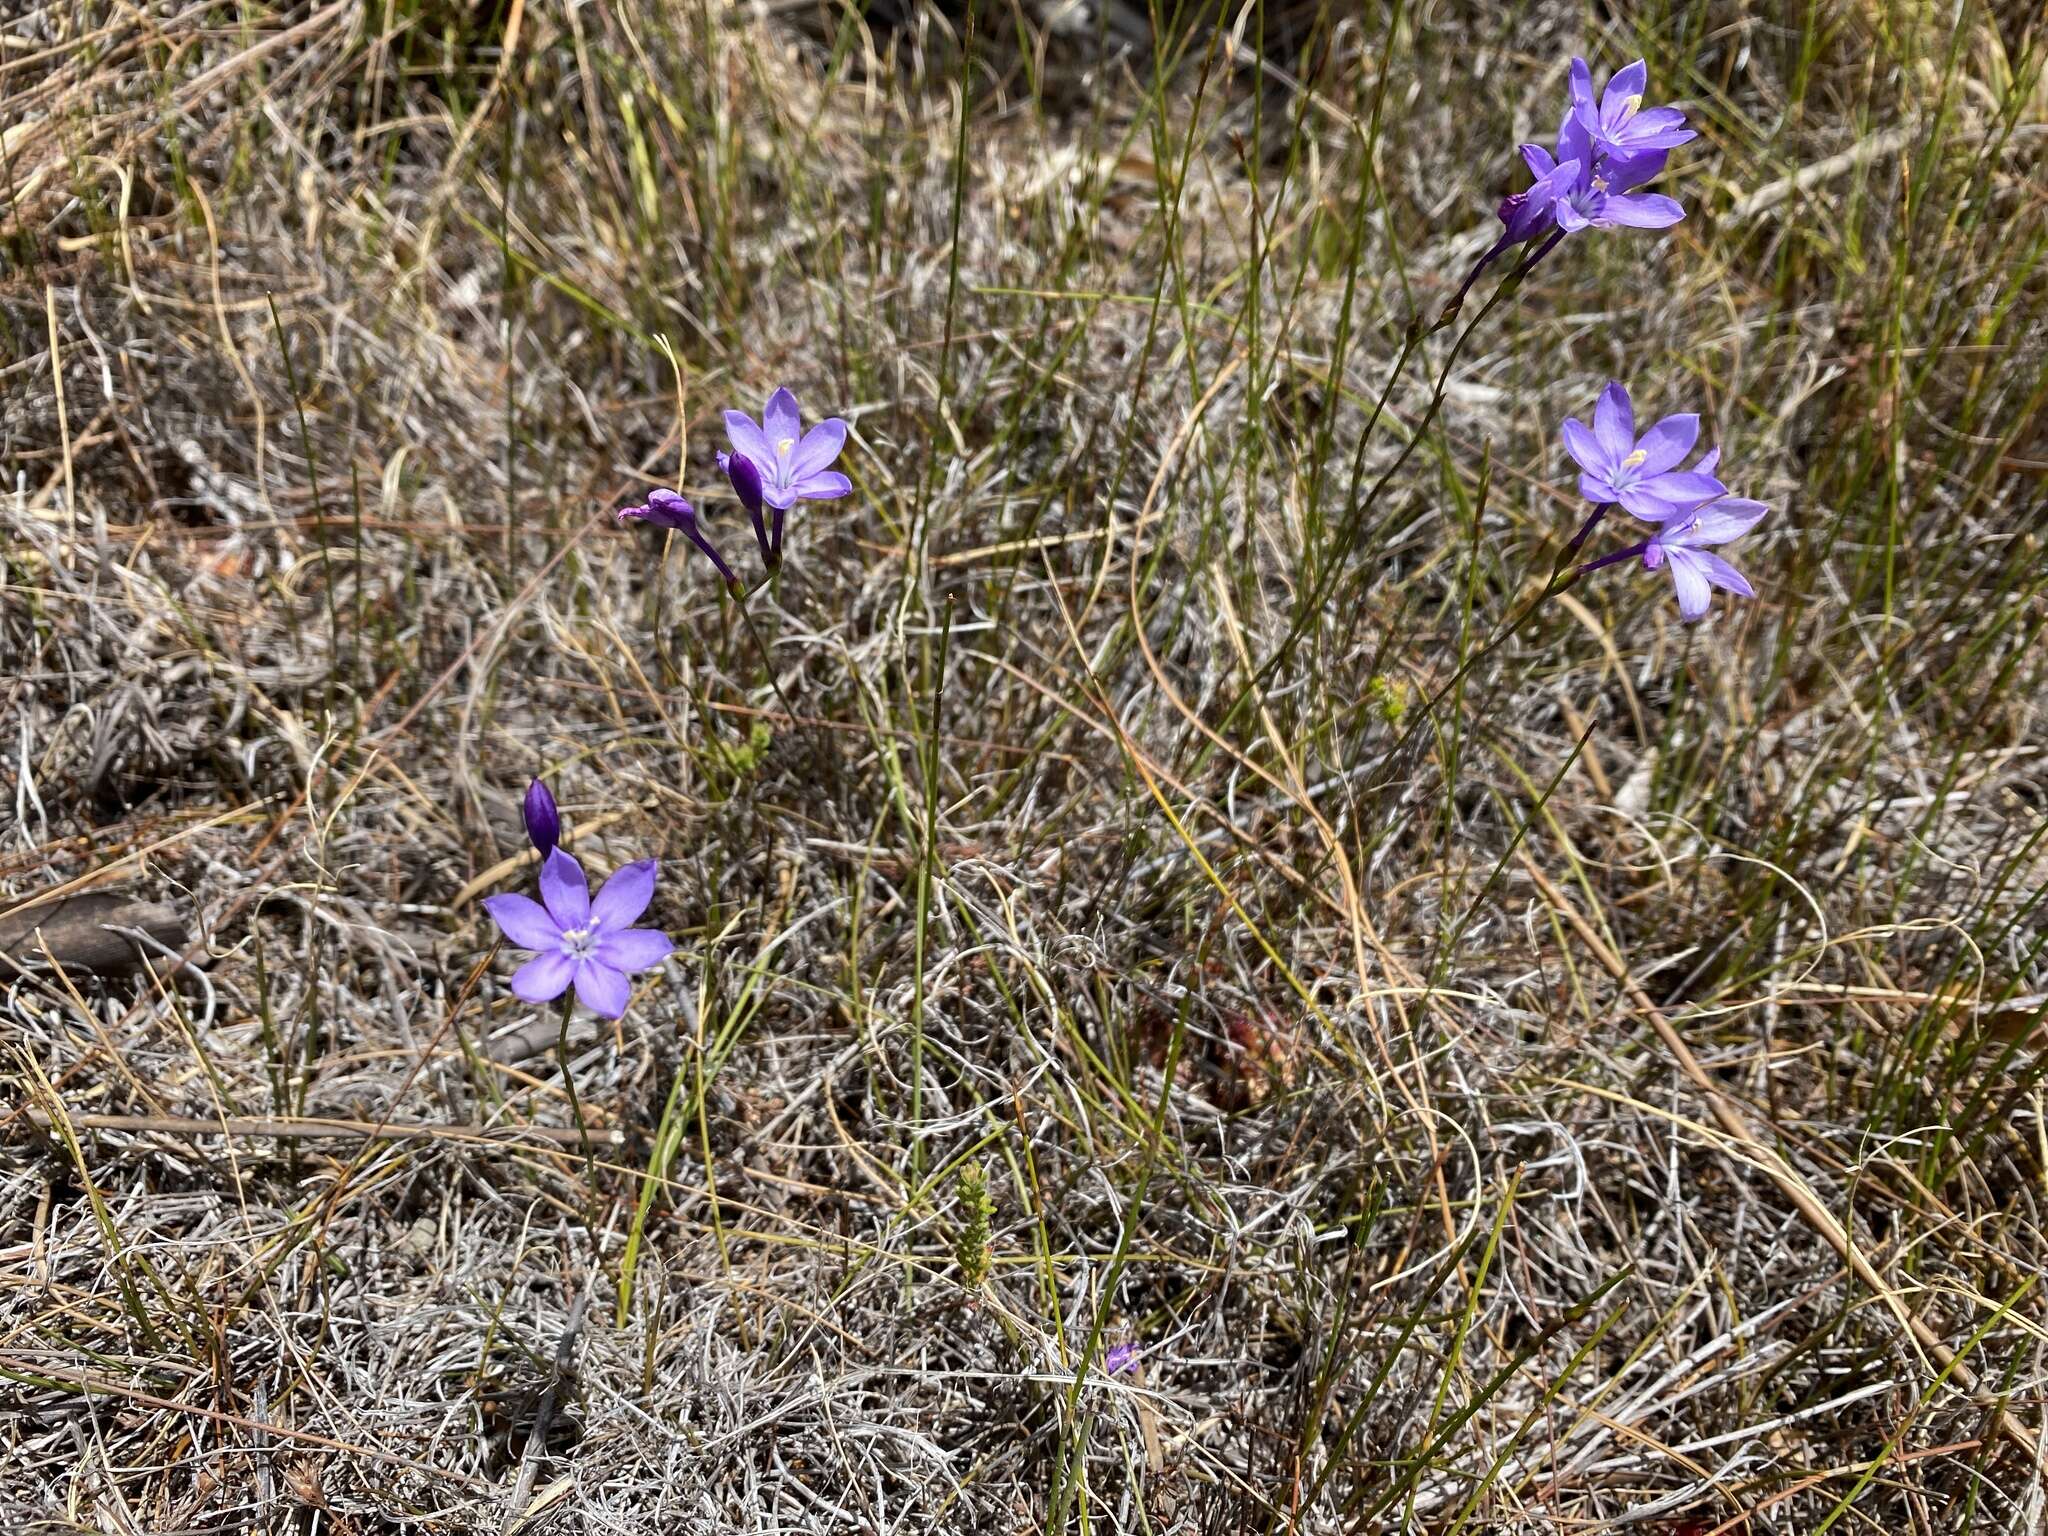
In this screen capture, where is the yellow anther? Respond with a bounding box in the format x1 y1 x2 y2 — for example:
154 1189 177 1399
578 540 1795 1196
1621 449 1649 470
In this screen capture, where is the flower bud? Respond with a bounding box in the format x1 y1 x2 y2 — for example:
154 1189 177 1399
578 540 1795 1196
523 778 560 857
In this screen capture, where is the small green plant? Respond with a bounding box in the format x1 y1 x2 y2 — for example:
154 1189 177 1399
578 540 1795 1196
1367 673 1410 726
954 1163 995 1289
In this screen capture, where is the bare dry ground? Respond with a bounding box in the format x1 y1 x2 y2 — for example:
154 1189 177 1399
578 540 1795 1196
3 1 2047 1531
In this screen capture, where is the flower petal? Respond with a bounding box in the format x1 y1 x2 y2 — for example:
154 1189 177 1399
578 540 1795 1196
792 470 852 501
1599 193 1685 229
1519 142 1556 178
484 893 561 952
1556 113 1594 179
1593 383 1635 461
1560 417 1606 475
1634 413 1699 476
1618 483 1692 521
762 387 801 449
593 927 674 972
1665 548 1713 620
572 960 632 1019
591 858 657 929
787 418 847 480
1605 60 1649 115
539 848 590 930
1693 550 1755 598
1603 148 1669 193
511 950 575 1004
1578 469 1621 506
1567 57 1595 115
1686 498 1770 545
724 410 775 468
1637 470 1728 506
1621 107 1694 149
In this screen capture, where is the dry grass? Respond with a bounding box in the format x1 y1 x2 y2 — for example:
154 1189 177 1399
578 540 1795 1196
3 1 2047 1531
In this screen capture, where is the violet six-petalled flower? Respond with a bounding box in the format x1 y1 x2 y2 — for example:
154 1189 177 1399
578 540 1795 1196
485 849 675 1018
1641 496 1769 620
724 387 851 517
1103 1342 1142 1377
1561 381 1727 520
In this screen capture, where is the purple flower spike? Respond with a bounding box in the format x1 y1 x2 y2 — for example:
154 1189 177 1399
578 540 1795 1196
718 449 774 569
484 848 675 1018
1642 497 1769 621
523 778 560 857
1562 382 1729 520
723 387 851 516
618 487 739 590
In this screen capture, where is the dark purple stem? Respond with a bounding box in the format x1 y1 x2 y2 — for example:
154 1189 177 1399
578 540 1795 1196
1435 226 1569 334
770 505 786 563
1563 505 1609 558
1577 539 1649 575
686 526 738 587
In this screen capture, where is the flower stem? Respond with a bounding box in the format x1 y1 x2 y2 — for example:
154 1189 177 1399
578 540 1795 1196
557 994 590 1166
734 591 800 729
1235 229 1568 713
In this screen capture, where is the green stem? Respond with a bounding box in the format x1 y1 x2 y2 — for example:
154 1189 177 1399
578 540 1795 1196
557 995 590 1167
735 590 800 729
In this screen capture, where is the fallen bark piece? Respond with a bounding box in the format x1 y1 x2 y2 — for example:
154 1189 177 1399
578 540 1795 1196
0 892 190 978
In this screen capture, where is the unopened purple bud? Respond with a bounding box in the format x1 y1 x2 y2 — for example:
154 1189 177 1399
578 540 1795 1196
523 778 560 856
618 486 739 586
725 452 764 517
721 450 773 569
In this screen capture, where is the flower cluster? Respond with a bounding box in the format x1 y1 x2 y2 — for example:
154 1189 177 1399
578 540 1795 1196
1497 59 1692 255
618 386 850 586
1562 382 1769 621
1477 58 1773 622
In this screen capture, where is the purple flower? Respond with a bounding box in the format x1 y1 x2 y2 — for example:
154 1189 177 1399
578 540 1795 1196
1567 58 1697 166
723 387 851 514
1490 57 1690 255
1103 1342 1141 1376
617 487 739 589
523 778 560 857
1553 172 1684 234
1497 149 1582 244
717 449 774 568
1562 382 1728 520
484 848 675 1018
1641 497 1769 620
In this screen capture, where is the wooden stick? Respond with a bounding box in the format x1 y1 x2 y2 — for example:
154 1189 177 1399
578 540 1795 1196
1517 851 2040 1466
